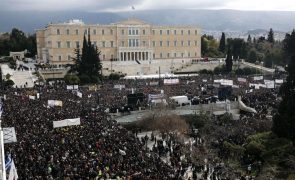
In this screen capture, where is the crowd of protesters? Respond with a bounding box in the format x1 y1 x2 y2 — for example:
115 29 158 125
1 73 285 179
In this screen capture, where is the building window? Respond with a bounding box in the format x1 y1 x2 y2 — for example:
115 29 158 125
195 52 197 57
136 29 138 35
66 29 70 35
121 29 124 35
102 41 105 47
110 29 113 35
110 41 114 47
181 53 184 58
132 39 136 47
75 29 79 35
102 29 104 35
84 29 87 35
167 41 170 47
57 29 60 35
195 30 198 35
181 30 184 35
160 53 163 58
181 41 184 46
128 39 132 47
174 53 177 57
76 41 79 48
167 53 170 58
174 40 177 46
174 30 177 35
57 41 61 48
68 55 71 61
188 52 191 57
111 54 114 59
167 30 170 35
93 29 96 35
58 55 62 61
93 41 97 47
143 29 146 35
152 30 155 35
153 53 155 59
160 30 162 35
188 41 191 46
160 41 163 47
153 41 156 47
143 41 146 46
188 30 191 35
132 29 135 35
195 41 197 46
103 54 105 60
129 29 132 35
66 41 70 48
121 41 125 47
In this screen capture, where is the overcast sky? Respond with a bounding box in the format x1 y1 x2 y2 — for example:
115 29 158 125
1 0 295 11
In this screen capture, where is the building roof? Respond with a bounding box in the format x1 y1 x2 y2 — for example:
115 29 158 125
113 18 150 25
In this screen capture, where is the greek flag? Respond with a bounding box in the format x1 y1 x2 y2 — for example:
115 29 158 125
5 154 19 179
5 154 12 171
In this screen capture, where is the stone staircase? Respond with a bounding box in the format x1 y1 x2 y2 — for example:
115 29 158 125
11 70 35 88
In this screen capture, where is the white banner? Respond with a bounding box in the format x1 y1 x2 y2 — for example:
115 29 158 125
253 76 263 81
29 95 35 100
148 94 164 101
238 78 247 83
214 79 233 86
77 91 82 98
202 79 207 82
164 79 179 85
275 79 284 84
66 85 73 90
3 127 17 143
53 118 81 128
48 100 63 107
67 85 79 90
249 83 266 89
73 85 79 90
187 80 196 84
265 81 275 89
114 84 125 90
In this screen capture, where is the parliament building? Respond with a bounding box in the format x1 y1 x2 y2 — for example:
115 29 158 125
36 18 201 66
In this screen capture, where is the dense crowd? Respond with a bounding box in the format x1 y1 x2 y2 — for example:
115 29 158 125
1 74 284 179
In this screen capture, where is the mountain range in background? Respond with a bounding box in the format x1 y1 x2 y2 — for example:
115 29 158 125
1 9 295 39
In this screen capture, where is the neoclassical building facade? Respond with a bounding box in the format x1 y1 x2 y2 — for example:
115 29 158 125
36 18 201 65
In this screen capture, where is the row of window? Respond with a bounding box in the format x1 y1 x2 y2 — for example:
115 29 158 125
52 40 198 48
156 52 197 59
56 54 114 61
56 28 115 35
54 41 115 48
55 28 198 36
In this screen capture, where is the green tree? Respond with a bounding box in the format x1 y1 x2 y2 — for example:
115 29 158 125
201 35 209 56
247 34 252 43
77 30 102 84
227 38 247 60
283 30 295 58
247 49 258 63
272 31 295 144
267 28 275 44
219 32 226 53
